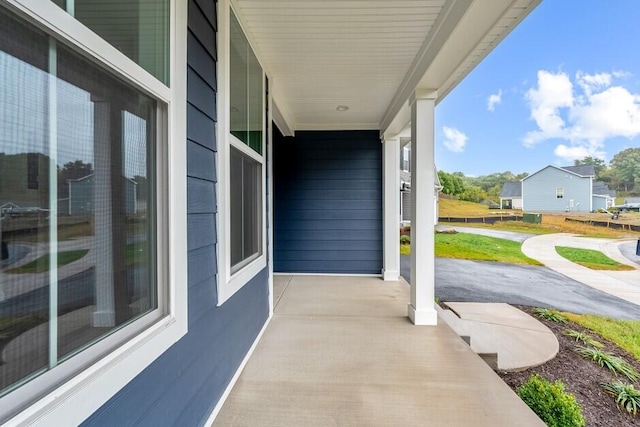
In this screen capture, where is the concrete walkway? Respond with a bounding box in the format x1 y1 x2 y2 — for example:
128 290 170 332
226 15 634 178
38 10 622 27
214 275 544 427
438 302 558 372
435 225 533 242
522 234 640 307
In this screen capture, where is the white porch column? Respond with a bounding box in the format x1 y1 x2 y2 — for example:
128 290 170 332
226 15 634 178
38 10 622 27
408 90 437 325
382 136 400 281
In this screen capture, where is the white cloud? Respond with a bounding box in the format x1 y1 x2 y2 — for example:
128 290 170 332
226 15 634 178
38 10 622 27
523 69 640 162
553 143 605 162
487 89 502 111
523 70 573 147
442 126 468 153
576 71 611 97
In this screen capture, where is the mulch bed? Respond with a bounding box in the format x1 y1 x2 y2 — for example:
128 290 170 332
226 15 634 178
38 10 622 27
499 306 640 426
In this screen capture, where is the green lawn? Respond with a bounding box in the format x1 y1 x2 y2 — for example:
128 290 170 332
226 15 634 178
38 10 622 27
125 242 148 266
561 312 640 361
434 233 542 265
555 246 635 271
7 249 89 274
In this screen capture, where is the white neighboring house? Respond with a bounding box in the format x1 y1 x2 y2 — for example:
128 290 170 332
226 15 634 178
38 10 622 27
499 182 522 210
67 174 138 216
520 165 615 212
399 141 441 225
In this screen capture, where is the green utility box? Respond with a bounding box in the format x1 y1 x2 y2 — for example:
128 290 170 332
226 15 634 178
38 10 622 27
523 213 542 224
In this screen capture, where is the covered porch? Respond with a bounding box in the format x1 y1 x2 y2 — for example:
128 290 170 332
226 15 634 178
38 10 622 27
213 275 543 426
229 0 543 325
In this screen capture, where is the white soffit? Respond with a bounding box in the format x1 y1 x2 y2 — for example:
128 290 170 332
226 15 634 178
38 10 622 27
233 0 540 134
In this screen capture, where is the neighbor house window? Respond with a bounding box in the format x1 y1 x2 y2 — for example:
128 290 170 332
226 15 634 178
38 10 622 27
556 187 564 198
0 1 184 423
229 11 264 274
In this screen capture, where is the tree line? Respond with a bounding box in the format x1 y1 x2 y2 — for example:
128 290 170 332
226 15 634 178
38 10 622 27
438 147 640 203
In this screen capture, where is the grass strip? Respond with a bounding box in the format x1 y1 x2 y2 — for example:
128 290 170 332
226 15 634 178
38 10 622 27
555 246 635 271
435 233 542 266
562 312 640 361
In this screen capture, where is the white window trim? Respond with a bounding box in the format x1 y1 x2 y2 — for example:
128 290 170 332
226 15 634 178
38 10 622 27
2 0 188 425
217 1 268 306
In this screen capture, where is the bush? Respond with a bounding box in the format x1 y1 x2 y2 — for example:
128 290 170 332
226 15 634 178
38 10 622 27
400 235 410 245
517 374 585 427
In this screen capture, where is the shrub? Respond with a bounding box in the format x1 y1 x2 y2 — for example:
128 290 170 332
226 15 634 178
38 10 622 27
533 308 568 323
576 346 639 381
563 329 603 348
400 235 410 245
601 380 640 416
517 374 585 427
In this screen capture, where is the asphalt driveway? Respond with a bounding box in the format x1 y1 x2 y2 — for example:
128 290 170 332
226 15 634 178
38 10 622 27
401 227 640 319
401 256 640 319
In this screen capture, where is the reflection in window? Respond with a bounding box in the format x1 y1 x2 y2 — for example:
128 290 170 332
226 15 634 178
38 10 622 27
52 0 169 84
230 147 262 272
0 8 157 402
230 12 262 154
229 10 264 275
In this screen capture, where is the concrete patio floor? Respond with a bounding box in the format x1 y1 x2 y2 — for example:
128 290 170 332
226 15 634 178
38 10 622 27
213 275 544 426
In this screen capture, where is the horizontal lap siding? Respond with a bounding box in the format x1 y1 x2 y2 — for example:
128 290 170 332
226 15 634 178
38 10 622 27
522 166 591 212
274 129 382 274
83 2 269 425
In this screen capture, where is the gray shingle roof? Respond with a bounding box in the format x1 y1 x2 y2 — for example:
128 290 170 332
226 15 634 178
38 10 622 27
625 197 640 204
561 165 595 176
500 182 522 198
592 181 615 197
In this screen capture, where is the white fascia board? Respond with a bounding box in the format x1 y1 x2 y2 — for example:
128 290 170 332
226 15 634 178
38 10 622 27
272 98 295 136
427 0 540 101
295 122 379 131
379 0 472 137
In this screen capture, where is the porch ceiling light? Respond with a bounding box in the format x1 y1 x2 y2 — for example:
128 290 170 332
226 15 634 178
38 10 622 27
336 105 349 112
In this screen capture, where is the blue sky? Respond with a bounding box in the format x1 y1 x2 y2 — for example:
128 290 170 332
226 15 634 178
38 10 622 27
435 0 640 176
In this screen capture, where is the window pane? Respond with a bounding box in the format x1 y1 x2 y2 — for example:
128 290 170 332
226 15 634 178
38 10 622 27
230 13 248 145
242 154 261 257
247 44 263 155
0 7 158 398
0 8 50 395
230 149 243 267
229 11 262 155
230 147 261 272
52 0 169 85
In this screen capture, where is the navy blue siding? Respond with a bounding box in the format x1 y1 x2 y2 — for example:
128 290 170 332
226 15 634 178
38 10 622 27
83 2 269 426
273 129 382 274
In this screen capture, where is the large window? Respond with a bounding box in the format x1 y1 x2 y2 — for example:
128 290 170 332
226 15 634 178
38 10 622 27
0 1 184 423
228 11 264 275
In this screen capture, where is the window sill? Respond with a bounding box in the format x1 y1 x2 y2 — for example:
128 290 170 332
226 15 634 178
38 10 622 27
218 254 266 306
8 314 186 426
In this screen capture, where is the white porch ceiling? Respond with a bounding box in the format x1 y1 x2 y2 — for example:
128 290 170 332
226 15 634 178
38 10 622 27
233 0 541 136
